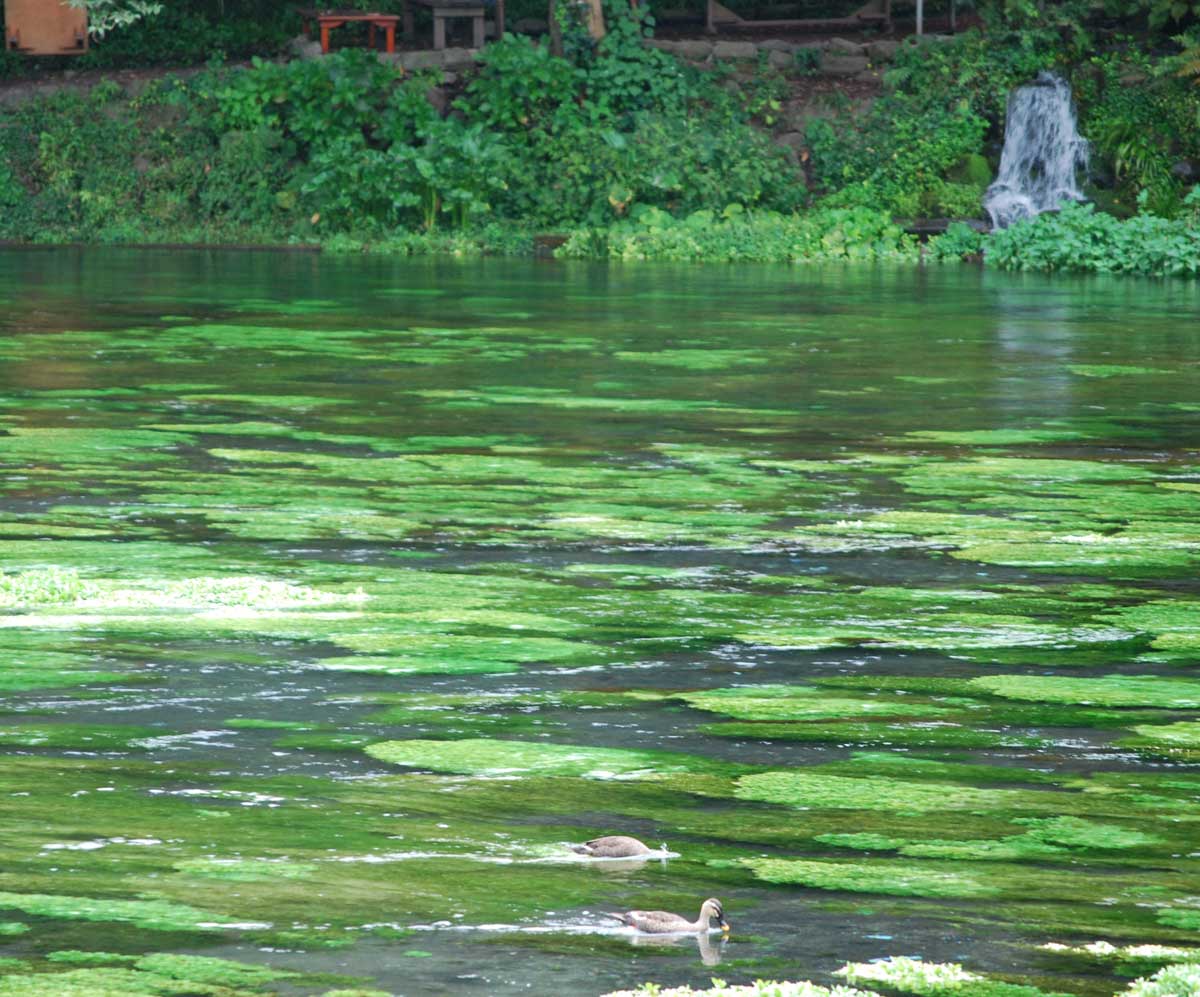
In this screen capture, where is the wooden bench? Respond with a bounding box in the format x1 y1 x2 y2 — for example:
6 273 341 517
297 8 401 54
403 0 498 49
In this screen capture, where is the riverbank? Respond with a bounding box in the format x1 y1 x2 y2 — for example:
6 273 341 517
1 14 1197 275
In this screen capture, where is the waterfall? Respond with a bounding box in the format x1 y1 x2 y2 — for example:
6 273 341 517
983 72 1089 229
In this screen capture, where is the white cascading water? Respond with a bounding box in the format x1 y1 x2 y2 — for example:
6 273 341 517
983 72 1089 229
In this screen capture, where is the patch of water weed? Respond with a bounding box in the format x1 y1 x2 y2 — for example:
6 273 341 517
1067 364 1171 378
734 772 1033 813
0 953 304 996
0 892 258 932
967 675 1200 708
677 685 952 722
1117 962 1200 996
46 951 139 965
836 957 1069 996
1105 601 1200 662
614 349 770 370
223 718 319 731
743 857 998 898
133 952 302 987
173 858 317 881
1119 721 1200 759
698 722 1040 750
1039 939 1200 972
903 428 1092 445
0 921 28 935
0 723 159 751
1156 908 1200 931
365 738 739 780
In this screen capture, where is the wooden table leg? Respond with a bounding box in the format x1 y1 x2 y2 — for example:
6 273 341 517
320 21 331 51
368 22 377 47
385 23 395 52
433 13 445 48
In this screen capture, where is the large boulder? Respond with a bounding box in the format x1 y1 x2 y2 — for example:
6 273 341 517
674 39 714 60
288 34 324 60
827 36 864 55
821 53 869 76
866 39 900 62
713 40 758 60
440 46 477 70
401 49 444 70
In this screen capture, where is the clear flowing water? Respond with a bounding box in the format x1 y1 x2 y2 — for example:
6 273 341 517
1 250 1199 997
985 72 1090 230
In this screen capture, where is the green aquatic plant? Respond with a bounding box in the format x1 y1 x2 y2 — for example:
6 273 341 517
0 723 158 750
0 891 260 932
172 857 317 881
133 953 302 988
223 718 317 731
366 738 735 780
1119 962 1200 997
1039 940 1200 967
836 957 1067 996
743 857 998 898
45 951 138 965
1067 364 1171 378
734 772 1027 814
1157 907 1200 930
1120 721 1200 759
967 675 1200 708
678 686 951 722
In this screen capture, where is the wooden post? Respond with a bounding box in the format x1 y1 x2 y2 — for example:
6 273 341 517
915 0 922 34
949 0 955 32
495 0 504 38
584 0 604 41
548 0 563 55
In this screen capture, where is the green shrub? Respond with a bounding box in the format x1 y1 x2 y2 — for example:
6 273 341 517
929 221 985 261
558 204 918 263
985 196 1200 275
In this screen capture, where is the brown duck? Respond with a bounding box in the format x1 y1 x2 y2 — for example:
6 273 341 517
608 897 730 934
570 835 665 858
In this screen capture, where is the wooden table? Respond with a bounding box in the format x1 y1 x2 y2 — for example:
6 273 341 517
403 0 500 48
297 8 401 53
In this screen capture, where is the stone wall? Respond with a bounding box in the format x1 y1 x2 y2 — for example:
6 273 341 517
644 35 957 77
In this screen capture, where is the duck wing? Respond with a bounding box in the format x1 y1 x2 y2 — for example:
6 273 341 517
621 909 693 933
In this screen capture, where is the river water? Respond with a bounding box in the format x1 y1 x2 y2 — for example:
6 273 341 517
0 250 1198 997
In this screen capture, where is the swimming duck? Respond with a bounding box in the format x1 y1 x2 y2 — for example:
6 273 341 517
570 835 663 858
608 897 730 934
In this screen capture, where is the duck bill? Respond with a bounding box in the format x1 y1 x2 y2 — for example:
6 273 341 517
721 922 731 933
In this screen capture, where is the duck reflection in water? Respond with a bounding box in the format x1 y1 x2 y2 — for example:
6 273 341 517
629 929 727 966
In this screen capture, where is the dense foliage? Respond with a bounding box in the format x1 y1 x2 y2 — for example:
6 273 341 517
559 204 918 261
1 0 1199 271
984 194 1200 275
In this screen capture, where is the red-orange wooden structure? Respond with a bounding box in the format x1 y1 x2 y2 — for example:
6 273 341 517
5 0 88 54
